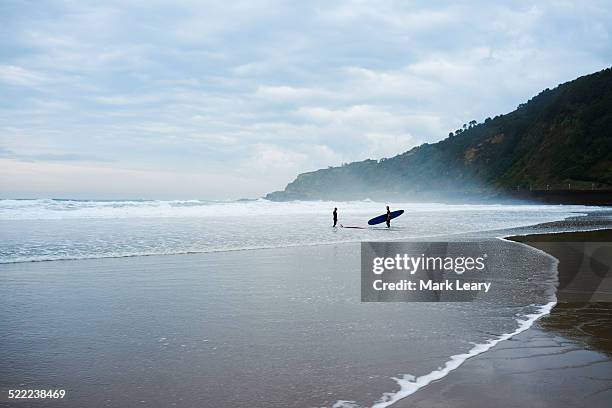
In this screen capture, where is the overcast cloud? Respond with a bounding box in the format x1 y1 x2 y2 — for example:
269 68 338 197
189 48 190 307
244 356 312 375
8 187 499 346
1 0 611 199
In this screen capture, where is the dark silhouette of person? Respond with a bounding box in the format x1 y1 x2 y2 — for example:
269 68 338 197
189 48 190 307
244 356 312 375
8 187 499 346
386 205 391 228
333 208 338 227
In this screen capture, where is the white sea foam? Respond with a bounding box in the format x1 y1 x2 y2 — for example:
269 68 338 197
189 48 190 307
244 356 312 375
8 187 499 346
0 199 601 264
333 401 360 408
363 301 557 408
0 198 594 220
331 238 563 408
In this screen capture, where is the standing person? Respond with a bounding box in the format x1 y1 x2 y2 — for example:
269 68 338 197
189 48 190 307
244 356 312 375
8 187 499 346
385 205 391 228
333 207 338 227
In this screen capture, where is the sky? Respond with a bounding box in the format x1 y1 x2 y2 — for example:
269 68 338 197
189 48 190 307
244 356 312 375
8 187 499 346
1 0 611 199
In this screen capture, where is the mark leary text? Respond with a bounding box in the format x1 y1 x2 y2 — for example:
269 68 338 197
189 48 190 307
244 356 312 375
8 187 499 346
373 279 491 292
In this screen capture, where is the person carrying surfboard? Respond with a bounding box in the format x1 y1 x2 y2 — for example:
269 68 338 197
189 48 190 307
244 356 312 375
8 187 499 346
333 207 338 227
367 208 403 226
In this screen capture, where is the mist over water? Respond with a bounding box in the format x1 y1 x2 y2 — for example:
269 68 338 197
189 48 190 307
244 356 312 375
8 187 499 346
0 199 595 264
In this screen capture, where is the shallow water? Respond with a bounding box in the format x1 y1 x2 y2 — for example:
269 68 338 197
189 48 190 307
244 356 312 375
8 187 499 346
0 240 556 408
0 199 599 264
0 200 609 407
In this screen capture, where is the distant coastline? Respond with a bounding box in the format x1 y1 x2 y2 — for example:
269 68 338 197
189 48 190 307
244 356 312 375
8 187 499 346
266 68 612 204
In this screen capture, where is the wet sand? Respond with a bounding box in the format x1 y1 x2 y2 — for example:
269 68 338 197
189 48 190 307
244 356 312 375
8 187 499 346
2 239 552 408
1 220 610 407
394 229 612 408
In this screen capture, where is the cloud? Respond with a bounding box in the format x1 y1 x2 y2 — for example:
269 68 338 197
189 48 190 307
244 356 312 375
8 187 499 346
1 0 610 198
0 148 112 163
294 105 442 149
241 142 343 190
366 133 415 159
0 158 258 199
317 1 456 31
254 85 334 101
0 65 49 86
94 94 163 105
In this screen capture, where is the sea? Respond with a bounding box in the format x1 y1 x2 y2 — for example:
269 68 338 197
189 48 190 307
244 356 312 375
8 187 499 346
0 198 599 264
0 199 608 407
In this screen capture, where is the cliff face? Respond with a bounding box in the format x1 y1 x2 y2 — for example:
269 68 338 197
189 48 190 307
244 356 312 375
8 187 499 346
266 68 612 201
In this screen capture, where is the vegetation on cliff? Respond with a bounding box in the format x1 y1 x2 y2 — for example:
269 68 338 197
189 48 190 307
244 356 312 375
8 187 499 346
266 68 612 201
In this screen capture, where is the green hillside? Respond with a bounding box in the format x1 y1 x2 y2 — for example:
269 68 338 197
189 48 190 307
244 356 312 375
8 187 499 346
266 68 612 201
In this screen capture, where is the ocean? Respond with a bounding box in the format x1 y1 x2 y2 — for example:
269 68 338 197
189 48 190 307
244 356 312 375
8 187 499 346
0 199 608 407
0 198 598 264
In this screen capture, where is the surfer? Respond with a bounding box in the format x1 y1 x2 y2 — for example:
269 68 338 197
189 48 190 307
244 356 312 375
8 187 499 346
333 207 338 227
367 207 403 226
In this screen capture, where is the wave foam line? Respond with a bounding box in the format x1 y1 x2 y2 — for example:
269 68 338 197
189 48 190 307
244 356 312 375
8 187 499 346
369 300 557 408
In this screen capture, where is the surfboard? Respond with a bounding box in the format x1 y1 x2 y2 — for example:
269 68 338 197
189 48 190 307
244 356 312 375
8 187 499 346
367 210 404 225
340 225 366 229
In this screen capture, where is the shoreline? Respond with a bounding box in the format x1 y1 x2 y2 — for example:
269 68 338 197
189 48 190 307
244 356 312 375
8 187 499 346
364 210 610 407
364 231 566 408
390 228 612 408
369 301 558 408
2 208 610 266
2 216 609 408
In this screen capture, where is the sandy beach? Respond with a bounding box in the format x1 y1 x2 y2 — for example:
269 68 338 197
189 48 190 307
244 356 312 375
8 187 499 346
394 229 612 408
393 305 612 408
1 216 611 407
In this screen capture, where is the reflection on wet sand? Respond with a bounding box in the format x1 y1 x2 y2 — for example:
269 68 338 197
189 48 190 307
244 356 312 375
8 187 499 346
540 303 612 356
511 229 612 303
394 229 612 408
513 229 612 354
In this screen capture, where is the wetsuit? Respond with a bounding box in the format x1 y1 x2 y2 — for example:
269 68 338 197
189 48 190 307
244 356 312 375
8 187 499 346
386 208 391 228
333 209 338 227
